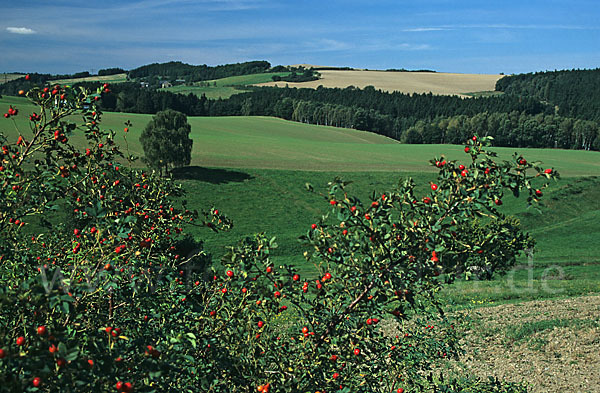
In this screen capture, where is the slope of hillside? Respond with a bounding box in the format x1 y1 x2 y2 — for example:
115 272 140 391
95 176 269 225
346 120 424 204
256 70 503 96
2 96 599 175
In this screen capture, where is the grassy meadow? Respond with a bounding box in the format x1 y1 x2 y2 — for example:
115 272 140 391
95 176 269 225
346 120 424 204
161 72 291 99
2 94 599 308
2 95 599 176
160 85 246 99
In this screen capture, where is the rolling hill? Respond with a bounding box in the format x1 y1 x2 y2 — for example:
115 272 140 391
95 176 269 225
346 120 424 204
1 95 598 176
2 95 598 176
1 95 599 306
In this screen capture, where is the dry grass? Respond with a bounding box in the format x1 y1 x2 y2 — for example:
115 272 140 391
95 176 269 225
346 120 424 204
50 73 128 85
454 295 600 392
0 73 24 84
255 70 503 96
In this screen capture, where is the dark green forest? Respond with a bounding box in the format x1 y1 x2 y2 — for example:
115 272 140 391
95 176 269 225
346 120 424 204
127 60 272 82
98 67 126 76
495 68 600 122
272 68 319 82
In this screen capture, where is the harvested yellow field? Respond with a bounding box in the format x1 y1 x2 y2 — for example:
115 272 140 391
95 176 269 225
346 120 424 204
50 73 128 85
0 73 24 84
256 70 503 96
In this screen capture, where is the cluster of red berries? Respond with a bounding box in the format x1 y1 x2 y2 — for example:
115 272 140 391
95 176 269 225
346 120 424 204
301 326 315 338
4 106 18 118
105 326 122 338
7 217 24 227
39 85 66 100
0 326 53 386
256 382 270 392
114 244 126 254
54 129 68 143
115 381 134 392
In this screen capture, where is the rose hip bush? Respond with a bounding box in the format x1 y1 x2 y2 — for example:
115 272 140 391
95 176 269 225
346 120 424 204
0 79 556 392
0 82 230 392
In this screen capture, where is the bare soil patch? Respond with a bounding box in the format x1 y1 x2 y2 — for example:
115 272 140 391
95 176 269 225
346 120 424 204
255 70 502 96
455 295 600 392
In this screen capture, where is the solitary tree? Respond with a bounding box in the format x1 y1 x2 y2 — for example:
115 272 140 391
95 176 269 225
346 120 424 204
140 109 193 175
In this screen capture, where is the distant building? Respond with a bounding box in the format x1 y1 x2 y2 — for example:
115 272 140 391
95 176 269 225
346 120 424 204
140 82 149 88
160 81 172 88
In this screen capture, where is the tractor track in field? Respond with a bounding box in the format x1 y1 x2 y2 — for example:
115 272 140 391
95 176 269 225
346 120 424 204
453 294 600 392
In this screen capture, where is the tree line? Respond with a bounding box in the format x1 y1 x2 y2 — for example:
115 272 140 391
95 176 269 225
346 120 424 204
272 68 319 82
98 67 126 76
45 81 598 151
495 68 600 122
401 111 599 150
79 82 597 150
127 60 272 82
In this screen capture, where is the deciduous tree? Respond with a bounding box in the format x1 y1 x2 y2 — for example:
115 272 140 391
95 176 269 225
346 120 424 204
140 109 193 175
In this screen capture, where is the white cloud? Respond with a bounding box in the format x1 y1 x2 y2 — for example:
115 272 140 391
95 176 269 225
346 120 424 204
403 27 450 32
6 27 36 35
403 24 597 32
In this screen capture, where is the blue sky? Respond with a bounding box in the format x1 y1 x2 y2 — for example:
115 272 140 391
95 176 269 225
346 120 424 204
1 0 599 74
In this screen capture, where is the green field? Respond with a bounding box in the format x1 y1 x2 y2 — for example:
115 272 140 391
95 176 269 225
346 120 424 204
2 95 598 176
2 95 599 306
161 72 291 99
203 72 291 87
160 84 246 99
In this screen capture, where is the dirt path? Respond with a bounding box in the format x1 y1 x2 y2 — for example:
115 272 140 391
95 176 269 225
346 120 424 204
455 295 600 392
